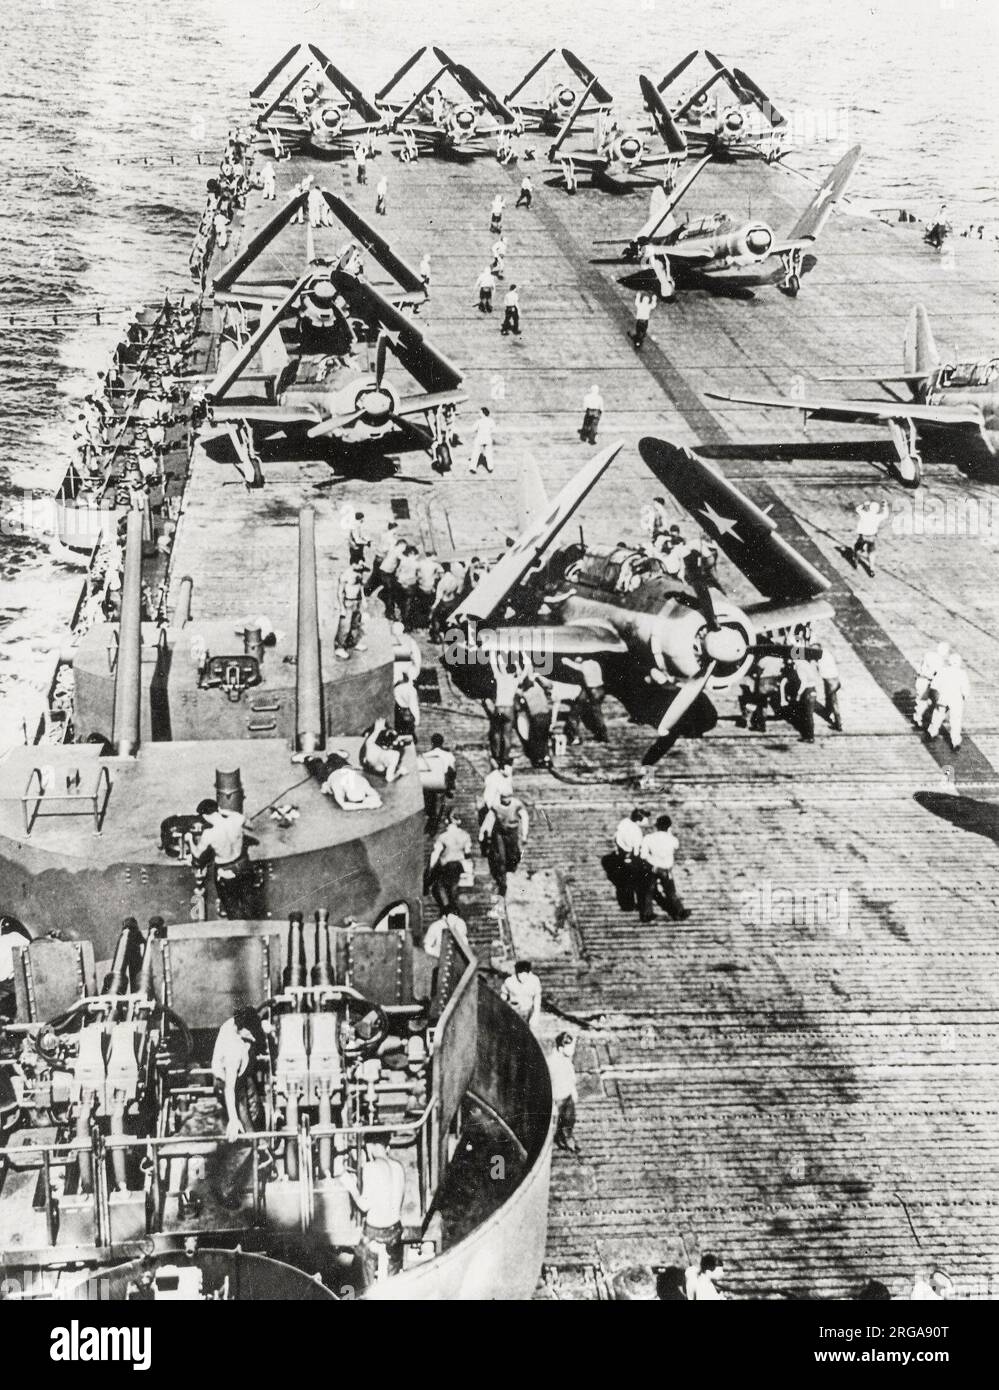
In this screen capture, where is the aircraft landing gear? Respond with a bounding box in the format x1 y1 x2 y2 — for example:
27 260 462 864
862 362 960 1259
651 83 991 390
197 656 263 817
778 247 803 296
887 418 922 488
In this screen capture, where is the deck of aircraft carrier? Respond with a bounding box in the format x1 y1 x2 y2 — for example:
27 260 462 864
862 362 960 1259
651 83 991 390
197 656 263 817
173 133 999 1299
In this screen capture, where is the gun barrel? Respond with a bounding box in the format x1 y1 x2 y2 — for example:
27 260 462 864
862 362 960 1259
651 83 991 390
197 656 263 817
111 510 145 757
295 507 325 754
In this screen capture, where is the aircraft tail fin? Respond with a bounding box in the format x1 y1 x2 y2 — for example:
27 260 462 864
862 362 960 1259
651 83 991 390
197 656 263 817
903 303 941 378
786 145 861 243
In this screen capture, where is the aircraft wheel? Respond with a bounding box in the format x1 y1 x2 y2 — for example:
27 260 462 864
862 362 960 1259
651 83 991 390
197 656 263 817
894 453 922 488
786 274 800 297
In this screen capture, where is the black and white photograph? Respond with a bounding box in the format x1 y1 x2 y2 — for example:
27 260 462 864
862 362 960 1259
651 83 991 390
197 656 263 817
0 0 996 1358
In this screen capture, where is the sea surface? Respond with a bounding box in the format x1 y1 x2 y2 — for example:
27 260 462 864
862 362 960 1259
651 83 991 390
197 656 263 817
1 0 997 747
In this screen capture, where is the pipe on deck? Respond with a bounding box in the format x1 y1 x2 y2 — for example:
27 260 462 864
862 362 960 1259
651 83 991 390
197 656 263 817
111 510 145 757
295 507 325 755
173 575 194 628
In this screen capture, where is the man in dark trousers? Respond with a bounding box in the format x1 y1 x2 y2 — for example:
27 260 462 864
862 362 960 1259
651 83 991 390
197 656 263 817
427 811 472 914
501 284 521 336
481 789 530 897
638 814 691 922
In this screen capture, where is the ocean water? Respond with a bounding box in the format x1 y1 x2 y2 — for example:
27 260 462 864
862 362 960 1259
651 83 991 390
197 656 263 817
1 0 997 746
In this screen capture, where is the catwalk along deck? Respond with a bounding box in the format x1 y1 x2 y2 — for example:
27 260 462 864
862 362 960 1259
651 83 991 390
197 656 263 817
170 135 999 1300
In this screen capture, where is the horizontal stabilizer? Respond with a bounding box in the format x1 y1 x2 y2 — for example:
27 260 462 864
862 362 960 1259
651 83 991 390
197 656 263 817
638 437 830 601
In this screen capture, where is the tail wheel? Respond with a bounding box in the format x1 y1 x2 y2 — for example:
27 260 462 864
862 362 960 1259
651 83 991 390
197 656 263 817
786 273 800 296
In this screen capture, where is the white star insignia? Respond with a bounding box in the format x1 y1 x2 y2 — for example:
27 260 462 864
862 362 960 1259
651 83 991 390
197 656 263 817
699 501 741 541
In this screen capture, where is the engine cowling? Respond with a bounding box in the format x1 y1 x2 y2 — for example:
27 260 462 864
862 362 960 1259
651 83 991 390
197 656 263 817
320 106 343 132
554 84 576 110
451 105 477 136
709 223 774 265
612 131 645 164
353 378 399 424
719 105 746 136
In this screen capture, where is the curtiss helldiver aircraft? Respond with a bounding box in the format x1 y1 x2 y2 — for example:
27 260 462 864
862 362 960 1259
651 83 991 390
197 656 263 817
547 69 688 189
248 41 382 157
705 304 999 487
441 439 832 761
204 188 465 465
504 47 614 135
654 49 788 161
384 46 517 157
612 135 861 297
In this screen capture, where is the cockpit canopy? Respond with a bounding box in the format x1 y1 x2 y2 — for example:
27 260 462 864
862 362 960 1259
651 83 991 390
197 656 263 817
939 359 999 389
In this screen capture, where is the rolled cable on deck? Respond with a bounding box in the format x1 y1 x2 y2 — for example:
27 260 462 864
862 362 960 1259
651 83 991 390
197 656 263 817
295 507 325 755
111 510 144 757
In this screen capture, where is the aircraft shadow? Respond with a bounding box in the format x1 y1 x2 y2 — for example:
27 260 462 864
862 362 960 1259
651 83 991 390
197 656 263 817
914 790 999 844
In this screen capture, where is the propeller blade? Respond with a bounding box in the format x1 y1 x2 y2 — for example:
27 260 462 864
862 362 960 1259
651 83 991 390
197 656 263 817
376 47 427 102
375 333 388 386
307 408 363 440
657 661 716 736
206 272 310 401
693 575 718 629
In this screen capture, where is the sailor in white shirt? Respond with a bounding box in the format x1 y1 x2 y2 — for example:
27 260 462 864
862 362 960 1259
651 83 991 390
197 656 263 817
613 808 649 910
421 912 469 960
469 407 495 473
913 640 950 728
684 1254 726 1301
927 651 970 749
639 814 690 922
500 961 542 1030
579 383 604 443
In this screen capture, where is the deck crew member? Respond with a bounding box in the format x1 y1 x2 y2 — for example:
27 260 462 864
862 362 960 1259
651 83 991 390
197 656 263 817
419 732 457 835
500 960 542 1030
501 283 521 336
564 656 609 742
354 141 367 183
395 544 419 630
319 754 383 811
549 1032 579 1153
516 658 553 767
927 651 969 750
685 1254 726 1301
579 384 604 444
373 526 405 618
259 160 276 200
515 174 533 209
481 789 530 898
468 406 495 474
193 799 255 921
638 814 691 923
394 671 421 740
480 758 514 828
335 562 368 658
421 911 469 961
913 640 950 729
490 236 507 278
413 551 444 630
818 645 843 731
308 184 333 227
485 652 518 763
632 291 655 349
347 511 371 567
358 1138 406 1284
429 564 463 641
374 174 388 215
419 252 431 293
852 499 891 574
793 655 820 743
391 620 422 684
427 810 472 914
476 265 495 313
212 1006 267 1140
613 809 649 911
361 717 408 783
490 193 505 233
